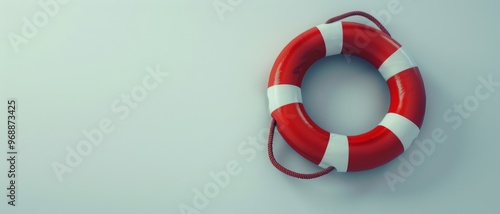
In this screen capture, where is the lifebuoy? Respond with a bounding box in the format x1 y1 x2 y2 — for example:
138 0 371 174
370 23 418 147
267 13 426 173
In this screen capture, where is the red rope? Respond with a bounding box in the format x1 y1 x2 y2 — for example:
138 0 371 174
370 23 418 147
325 11 391 36
268 118 334 179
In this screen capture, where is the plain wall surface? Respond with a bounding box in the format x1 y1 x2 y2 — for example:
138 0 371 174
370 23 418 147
1 0 499 213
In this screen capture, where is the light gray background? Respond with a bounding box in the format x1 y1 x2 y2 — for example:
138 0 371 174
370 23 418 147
1 0 499 213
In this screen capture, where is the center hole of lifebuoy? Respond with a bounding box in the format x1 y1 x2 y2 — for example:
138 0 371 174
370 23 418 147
301 55 390 136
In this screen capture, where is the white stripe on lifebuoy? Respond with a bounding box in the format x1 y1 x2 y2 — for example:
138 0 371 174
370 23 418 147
319 133 349 172
267 84 302 113
378 113 420 150
316 22 343 56
378 47 417 80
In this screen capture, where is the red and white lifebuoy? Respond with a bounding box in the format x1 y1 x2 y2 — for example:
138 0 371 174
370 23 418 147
267 19 426 172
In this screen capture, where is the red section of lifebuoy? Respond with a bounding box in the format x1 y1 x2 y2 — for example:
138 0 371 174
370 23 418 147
271 103 329 164
341 22 401 68
387 68 426 128
268 27 326 87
